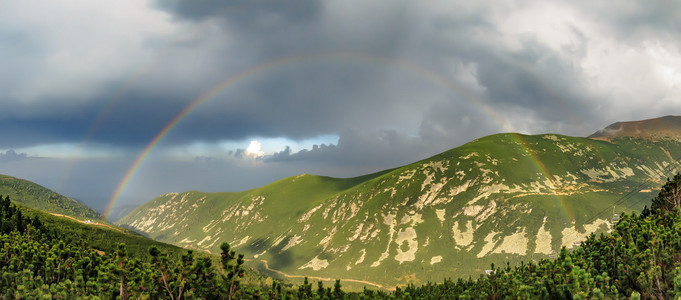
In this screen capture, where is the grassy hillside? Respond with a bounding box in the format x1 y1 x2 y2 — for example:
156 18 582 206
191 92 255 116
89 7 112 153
0 175 102 220
14 202 181 258
118 133 681 287
1 195 281 298
400 174 681 298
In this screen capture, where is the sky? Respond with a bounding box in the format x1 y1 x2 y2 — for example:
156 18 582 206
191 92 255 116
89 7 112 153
1 0 680 213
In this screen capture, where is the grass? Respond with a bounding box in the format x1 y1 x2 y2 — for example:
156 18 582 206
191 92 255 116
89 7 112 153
0 175 102 220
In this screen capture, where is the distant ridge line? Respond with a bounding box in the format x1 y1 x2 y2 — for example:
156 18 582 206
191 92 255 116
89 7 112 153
589 115 681 140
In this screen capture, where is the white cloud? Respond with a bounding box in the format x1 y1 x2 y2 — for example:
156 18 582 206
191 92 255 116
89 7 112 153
245 140 265 158
0 0 178 106
13 143 125 159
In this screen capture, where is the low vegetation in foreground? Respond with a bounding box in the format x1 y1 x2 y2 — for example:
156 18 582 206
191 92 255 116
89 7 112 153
4 174 681 298
0 196 270 299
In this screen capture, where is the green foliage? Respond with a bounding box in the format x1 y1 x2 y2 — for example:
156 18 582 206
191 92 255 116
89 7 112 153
17 202 187 261
393 173 681 299
650 173 681 214
0 195 279 299
0 175 101 220
222 241 246 299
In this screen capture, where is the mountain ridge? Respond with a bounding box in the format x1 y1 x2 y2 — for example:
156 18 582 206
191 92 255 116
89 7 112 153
588 115 681 140
0 174 102 220
118 129 681 287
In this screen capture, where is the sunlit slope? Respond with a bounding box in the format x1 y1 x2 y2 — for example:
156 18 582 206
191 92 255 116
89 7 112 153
118 133 681 287
14 202 185 260
0 175 102 220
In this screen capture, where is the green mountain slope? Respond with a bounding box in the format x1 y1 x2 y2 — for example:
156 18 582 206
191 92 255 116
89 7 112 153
118 128 681 287
2 195 276 298
0 175 102 220
16 201 186 260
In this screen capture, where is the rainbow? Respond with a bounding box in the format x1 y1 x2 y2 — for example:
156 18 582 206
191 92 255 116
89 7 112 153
509 133 572 222
55 50 176 196
102 51 567 221
57 19 220 195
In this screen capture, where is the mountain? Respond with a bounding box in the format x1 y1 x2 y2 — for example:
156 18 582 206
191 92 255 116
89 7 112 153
588 115 681 140
117 118 681 288
0 174 102 220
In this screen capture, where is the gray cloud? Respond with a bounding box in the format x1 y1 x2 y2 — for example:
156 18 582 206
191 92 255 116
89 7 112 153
157 0 322 26
581 1 681 43
0 0 624 149
267 128 461 169
0 150 28 163
0 156 133 212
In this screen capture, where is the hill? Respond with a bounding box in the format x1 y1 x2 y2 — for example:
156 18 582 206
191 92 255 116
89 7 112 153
0 174 102 220
118 128 681 287
588 115 681 140
0 194 277 298
17 200 186 260
401 174 681 298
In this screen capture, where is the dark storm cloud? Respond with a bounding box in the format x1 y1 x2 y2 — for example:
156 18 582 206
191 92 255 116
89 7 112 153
267 129 450 168
0 0 608 159
583 1 681 43
472 41 597 131
154 0 412 57
0 90 188 148
1 1 439 150
170 59 441 142
157 0 322 25
153 1 506 154
2 0 680 192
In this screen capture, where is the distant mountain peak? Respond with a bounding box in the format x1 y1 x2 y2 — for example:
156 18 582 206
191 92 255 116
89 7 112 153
588 115 681 140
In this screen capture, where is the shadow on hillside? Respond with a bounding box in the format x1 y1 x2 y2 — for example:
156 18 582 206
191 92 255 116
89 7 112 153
247 236 297 270
247 238 271 253
269 251 294 270
117 224 151 238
